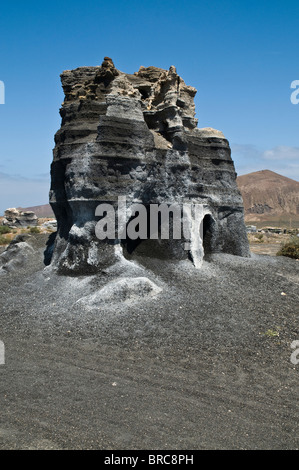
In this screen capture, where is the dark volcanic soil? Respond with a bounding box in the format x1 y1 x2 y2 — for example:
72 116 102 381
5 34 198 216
0 233 299 450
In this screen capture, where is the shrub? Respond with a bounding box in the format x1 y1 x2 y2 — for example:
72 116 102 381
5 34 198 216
0 226 12 234
0 235 8 245
255 233 264 243
29 226 40 234
277 236 299 259
263 328 280 338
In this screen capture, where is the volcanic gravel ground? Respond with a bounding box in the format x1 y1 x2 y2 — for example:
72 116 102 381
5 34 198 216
0 233 298 449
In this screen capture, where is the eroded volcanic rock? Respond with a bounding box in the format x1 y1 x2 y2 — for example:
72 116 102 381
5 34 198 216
49 58 249 274
1 208 38 228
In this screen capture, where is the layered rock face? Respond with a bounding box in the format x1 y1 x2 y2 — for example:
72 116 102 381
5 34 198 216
1 208 38 228
49 57 249 274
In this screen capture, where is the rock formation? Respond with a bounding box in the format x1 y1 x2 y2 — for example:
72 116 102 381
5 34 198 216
0 234 34 275
49 57 250 274
1 208 38 228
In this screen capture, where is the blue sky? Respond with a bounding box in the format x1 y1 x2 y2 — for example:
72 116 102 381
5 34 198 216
0 0 298 214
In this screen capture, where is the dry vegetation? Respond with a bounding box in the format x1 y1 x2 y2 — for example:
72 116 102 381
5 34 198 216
0 217 56 246
248 231 299 259
277 236 299 259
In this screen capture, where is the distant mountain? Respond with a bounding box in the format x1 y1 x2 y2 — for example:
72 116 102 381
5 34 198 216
18 204 54 218
237 170 299 226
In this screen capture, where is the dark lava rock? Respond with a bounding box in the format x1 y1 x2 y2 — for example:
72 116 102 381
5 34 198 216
49 58 249 274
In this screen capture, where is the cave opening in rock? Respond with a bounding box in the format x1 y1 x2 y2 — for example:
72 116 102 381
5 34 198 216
138 85 151 100
201 214 216 259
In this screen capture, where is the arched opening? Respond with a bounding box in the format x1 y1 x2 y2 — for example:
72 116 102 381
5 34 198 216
201 214 216 259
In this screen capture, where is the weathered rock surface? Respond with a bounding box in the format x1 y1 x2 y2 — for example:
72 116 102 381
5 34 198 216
49 58 249 274
1 208 38 228
41 219 57 231
0 234 34 275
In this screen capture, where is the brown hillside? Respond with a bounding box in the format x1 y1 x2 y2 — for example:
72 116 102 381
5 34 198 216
18 204 54 218
237 170 299 225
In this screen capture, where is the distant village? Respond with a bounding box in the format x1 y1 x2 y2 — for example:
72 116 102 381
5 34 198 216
246 225 299 235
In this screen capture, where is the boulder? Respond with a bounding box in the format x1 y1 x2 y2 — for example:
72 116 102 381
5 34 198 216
0 235 34 275
41 219 57 231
